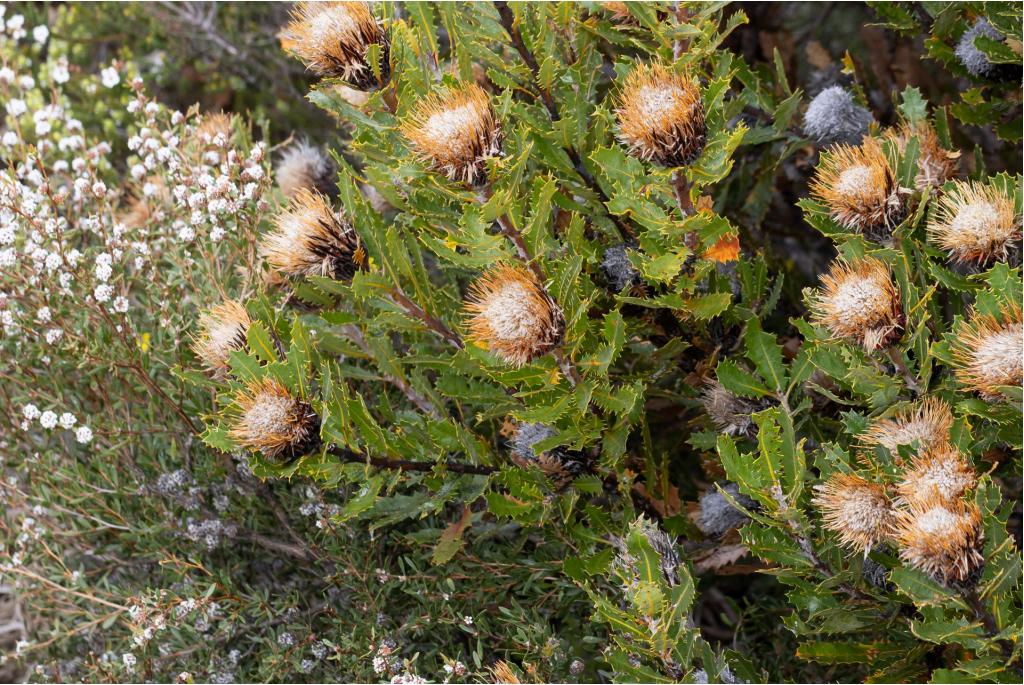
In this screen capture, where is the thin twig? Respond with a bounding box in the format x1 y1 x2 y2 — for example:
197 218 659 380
329 448 497 475
344 324 444 418
388 287 464 350
886 346 921 397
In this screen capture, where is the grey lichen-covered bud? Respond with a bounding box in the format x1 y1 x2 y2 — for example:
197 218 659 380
611 516 682 586
803 86 873 147
955 20 1004 77
600 244 641 291
701 380 761 438
508 422 586 487
697 483 758 537
861 556 891 590
692 665 744 684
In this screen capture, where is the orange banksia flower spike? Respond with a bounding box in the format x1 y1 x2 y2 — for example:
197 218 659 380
813 473 896 554
281 1 390 90
192 300 252 379
810 137 905 238
893 495 984 585
464 264 565 367
861 397 954 462
228 378 321 460
401 83 502 187
261 189 367 282
810 256 903 351
896 443 977 508
951 304 1023 400
616 63 706 168
927 180 1021 266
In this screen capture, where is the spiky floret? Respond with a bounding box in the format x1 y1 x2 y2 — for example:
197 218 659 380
192 300 251 379
615 63 706 167
810 257 903 351
464 264 565 367
809 138 904 236
897 444 977 508
275 140 336 200
813 473 896 554
260 189 367 282
803 85 873 147
400 84 501 186
951 304 1024 400
884 121 959 191
861 397 953 461
280 1 390 90
228 378 321 460
927 180 1020 266
893 495 984 585
955 19 1004 78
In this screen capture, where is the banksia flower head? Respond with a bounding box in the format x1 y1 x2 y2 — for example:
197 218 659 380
401 84 501 186
275 140 337 200
281 1 390 90
803 85 873 147
464 264 565 367
192 300 251 379
813 473 896 554
951 305 1023 400
894 496 984 585
810 138 904 237
616 63 706 167
600 244 640 292
261 189 367 282
927 180 1020 266
884 121 959 191
810 257 903 351
897 444 977 508
955 19 1004 78
228 378 321 460
861 397 953 461
701 379 760 439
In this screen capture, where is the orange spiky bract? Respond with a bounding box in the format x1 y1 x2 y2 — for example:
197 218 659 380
615 63 706 168
883 121 959 191
861 396 954 462
464 264 565 367
812 473 896 554
809 138 905 238
951 304 1024 400
192 300 251 379
927 180 1021 266
400 83 501 186
893 495 984 586
228 378 321 461
260 189 367 282
897 443 977 508
280 1 390 90
810 256 903 351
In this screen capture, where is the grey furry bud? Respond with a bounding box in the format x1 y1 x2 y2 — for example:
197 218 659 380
697 483 757 537
955 20 1004 77
509 423 586 487
861 556 891 590
692 666 744 684
803 86 873 147
510 422 557 461
601 244 640 291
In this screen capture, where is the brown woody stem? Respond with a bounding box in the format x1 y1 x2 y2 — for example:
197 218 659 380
329 447 497 475
388 287 464 350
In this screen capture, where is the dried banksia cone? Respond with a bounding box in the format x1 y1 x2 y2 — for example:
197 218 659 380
701 379 760 438
884 121 959 191
810 138 904 237
813 473 896 554
509 422 586 487
927 180 1021 266
897 444 977 508
261 189 367 282
464 264 565 367
695 482 758 538
893 496 984 585
951 305 1023 400
228 378 321 460
280 1 390 90
192 300 251 379
401 83 501 186
616 63 706 167
861 397 953 461
810 257 903 351
275 141 337 200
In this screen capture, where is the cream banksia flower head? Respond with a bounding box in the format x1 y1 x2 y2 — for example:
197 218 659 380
615 63 706 167
401 83 502 186
951 304 1023 400
280 1 390 90
896 444 977 508
927 180 1021 266
810 138 905 237
893 495 984 585
813 473 896 554
883 121 959 191
861 397 953 462
810 257 903 351
275 140 337 200
261 189 367 282
192 300 251 379
464 264 565 367
228 378 321 460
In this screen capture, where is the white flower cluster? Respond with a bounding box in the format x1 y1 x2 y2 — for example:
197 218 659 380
20 403 92 442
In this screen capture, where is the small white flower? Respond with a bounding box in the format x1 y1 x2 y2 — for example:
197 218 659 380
112 296 129 313
101 66 120 88
76 426 93 444
40 410 58 429
6 98 27 117
23 403 40 420
33 25 49 44
122 653 137 671
94 284 113 302
46 328 63 344
0 67 14 84
2 131 17 147
59 412 77 429
36 306 51 323
462 615 474 626
51 57 70 84
18 75 34 90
